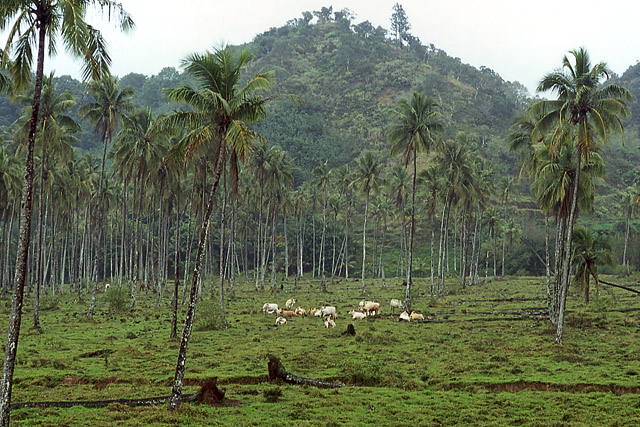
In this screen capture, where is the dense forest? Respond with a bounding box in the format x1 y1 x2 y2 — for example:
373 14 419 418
1 2 640 419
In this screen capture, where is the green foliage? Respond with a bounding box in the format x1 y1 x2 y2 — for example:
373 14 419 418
194 300 224 331
104 285 128 313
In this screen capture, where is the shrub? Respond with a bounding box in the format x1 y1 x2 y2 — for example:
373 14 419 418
104 285 128 313
194 300 224 331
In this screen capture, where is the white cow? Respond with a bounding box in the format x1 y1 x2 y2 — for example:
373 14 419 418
389 299 403 313
275 316 287 326
320 306 336 317
399 311 411 322
348 310 366 320
262 303 279 314
285 298 297 310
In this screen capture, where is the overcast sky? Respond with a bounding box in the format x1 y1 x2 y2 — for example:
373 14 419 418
37 0 640 96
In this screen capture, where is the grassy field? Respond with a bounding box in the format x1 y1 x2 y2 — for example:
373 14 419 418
2 274 640 426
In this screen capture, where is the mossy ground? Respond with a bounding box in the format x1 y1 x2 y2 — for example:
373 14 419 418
3 274 640 426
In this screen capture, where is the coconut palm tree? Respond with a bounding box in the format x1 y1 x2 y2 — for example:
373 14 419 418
80 76 134 318
387 91 443 311
0 2 133 422
160 46 277 409
352 150 382 295
14 73 78 327
313 161 330 291
530 47 631 344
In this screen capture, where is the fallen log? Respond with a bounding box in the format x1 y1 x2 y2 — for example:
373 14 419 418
267 355 344 388
11 378 225 410
598 279 640 295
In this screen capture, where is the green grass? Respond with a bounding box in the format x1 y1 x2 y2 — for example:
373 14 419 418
2 274 640 426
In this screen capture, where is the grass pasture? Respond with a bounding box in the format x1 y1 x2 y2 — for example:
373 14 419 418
2 275 640 426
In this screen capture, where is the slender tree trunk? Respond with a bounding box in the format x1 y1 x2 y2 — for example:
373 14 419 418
430 213 436 295
218 172 228 326
405 147 417 312
0 22 46 427
320 186 327 292
284 210 289 281
623 204 631 275
361 192 369 294
171 202 180 340
555 154 582 345
34 147 46 329
169 142 226 410
545 216 551 314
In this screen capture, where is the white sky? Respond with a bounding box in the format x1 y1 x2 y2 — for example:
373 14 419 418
28 0 640 95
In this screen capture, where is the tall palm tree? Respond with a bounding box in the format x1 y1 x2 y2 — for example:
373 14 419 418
80 76 134 318
529 48 630 343
313 161 330 291
160 46 276 409
0 3 133 422
571 227 613 305
387 91 443 311
352 150 381 294
111 107 165 310
266 147 293 290
14 73 78 327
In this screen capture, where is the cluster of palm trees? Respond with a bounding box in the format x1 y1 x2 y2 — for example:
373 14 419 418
0 0 632 418
510 47 632 344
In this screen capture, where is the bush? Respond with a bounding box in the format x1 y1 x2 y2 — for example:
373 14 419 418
194 300 224 331
104 285 128 313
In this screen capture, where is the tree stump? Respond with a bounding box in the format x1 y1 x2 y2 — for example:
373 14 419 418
341 323 356 336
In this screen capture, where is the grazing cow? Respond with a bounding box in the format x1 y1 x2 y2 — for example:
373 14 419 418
262 303 279 315
348 310 366 320
320 306 336 318
399 311 411 322
324 315 336 329
275 316 287 326
362 301 380 316
294 307 306 317
409 311 424 321
285 298 297 310
389 299 403 313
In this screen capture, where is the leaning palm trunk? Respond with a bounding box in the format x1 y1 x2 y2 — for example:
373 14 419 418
555 154 582 345
0 23 46 427
169 143 226 410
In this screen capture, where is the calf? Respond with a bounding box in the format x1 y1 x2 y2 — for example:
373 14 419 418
294 307 306 317
399 311 411 322
275 316 287 326
324 315 336 329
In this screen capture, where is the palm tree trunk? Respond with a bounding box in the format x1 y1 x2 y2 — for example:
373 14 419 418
623 204 631 275
169 142 227 410
555 154 582 345
361 192 369 294
218 172 228 326
0 22 46 427
405 147 417 312
34 146 46 328
320 187 327 292
170 199 180 340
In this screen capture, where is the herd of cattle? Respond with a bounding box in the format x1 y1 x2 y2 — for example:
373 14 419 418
262 298 427 328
